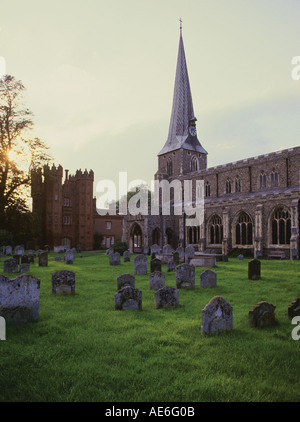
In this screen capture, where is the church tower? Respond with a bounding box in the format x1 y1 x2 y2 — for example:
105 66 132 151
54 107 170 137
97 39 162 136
156 23 207 180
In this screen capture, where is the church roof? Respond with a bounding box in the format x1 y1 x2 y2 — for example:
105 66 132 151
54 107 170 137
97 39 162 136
158 29 207 156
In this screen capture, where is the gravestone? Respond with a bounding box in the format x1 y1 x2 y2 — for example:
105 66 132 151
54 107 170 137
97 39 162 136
39 252 48 267
14 246 24 256
176 247 185 259
44 245 51 252
21 255 29 264
172 251 180 265
4 258 18 273
167 260 176 272
149 271 165 291
5 246 12 256
123 251 130 262
52 270 75 294
291 248 298 260
238 254 244 260
143 246 149 255
248 259 261 280
65 250 75 264
163 244 174 254
0 274 40 323
36 249 44 257
288 298 300 319
134 254 147 275
200 269 217 288
117 273 135 290
175 263 195 289
255 250 262 259
281 252 286 260
27 249 34 256
20 263 30 273
201 296 233 335
54 256 61 262
115 286 142 311
27 255 34 264
109 252 121 266
155 286 179 309
249 301 276 327
151 244 161 256
150 258 162 273
185 245 195 263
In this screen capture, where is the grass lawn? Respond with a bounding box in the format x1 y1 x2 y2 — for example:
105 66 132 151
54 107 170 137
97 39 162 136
0 252 300 402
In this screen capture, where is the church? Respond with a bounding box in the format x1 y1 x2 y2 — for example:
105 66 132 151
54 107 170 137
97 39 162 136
122 28 300 260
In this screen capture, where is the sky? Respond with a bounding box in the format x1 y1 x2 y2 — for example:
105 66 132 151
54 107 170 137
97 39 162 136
0 0 300 195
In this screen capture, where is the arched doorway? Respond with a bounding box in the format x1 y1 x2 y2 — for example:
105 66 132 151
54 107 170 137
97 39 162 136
166 228 175 248
131 223 143 253
152 227 161 246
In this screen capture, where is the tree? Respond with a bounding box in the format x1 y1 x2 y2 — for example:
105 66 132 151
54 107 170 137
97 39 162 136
0 75 52 229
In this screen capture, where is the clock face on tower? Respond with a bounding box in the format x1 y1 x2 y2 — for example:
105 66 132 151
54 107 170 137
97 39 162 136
189 126 197 137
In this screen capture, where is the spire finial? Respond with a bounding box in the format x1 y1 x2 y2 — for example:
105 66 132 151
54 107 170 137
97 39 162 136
179 17 182 35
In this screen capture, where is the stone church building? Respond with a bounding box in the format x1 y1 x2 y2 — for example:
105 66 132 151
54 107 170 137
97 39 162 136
122 29 300 259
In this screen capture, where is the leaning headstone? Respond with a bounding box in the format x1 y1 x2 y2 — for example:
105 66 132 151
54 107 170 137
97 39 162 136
176 247 185 259
288 298 300 319
3 258 18 273
54 256 61 262
175 263 195 289
0 274 40 323
115 286 142 310
150 258 162 273
117 273 135 290
149 271 165 290
200 269 217 288
134 254 147 275
163 244 174 254
167 260 176 272
185 245 195 263
248 258 261 280
172 251 180 265
249 301 276 327
201 296 233 335
5 246 12 256
109 252 121 266
65 250 75 264
14 246 24 256
39 252 48 267
123 250 131 262
155 286 179 309
20 263 30 273
52 270 75 294
237 254 244 260
151 244 161 256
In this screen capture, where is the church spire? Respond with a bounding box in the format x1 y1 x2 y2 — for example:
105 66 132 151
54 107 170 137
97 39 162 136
158 24 207 156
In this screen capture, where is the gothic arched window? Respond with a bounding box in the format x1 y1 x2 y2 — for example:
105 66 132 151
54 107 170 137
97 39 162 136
271 207 291 245
235 212 253 245
226 178 232 194
167 158 173 176
205 181 210 197
209 215 223 245
191 156 198 172
235 176 241 193
271 170 279 187
260 171 267 189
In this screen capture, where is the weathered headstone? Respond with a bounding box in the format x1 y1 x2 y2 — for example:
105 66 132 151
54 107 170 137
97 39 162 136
149 271 165 290
185 245 195 263
200 269 217 288
163 244 174 254
39 252 48 267
123 250 130 262
115 286 142 310
117 273 135 290
150 258 162 273
155 286 179 309
175 263 195 289
237 254 244 260
143 246 149 255
176 247 185 259
65 250 75 264
14 246 24 256
3 258 18 273
249 301 276 327
248 258 261 280
167 260 176 272
52 270 75 294
54 256 61 262
255 250 262 259
288 298 300 319
36 249 43 257
0 274 40 322
109 252 121 266
172 251 180 265
5 246 12 256
281 252 286 260
134 254 147 275
201 296 233 334
20 263 30 273
151 244 161 256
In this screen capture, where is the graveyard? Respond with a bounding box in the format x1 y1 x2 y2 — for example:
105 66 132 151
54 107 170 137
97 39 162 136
0 250 299 402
